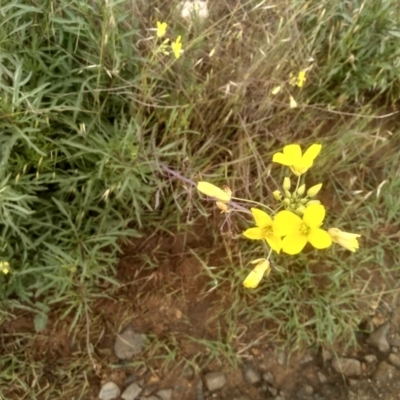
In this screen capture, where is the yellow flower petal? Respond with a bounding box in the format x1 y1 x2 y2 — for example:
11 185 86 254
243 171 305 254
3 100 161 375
156 21 168 38
271 85 281 95
281 233 308 255
266 235 282 253
302 144 322 166
171 35 183 59
290 95 297 108
197 181 231 202
251 208 272 227
243 259 271 289
243 227 264 240
328 228 361 252
273 210 302 237
308 228 332 249
303 204 325 228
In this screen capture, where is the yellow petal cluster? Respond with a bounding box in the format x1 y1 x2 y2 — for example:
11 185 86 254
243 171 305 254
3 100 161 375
197 182 231 203
156 21 168 38
272 144 322 176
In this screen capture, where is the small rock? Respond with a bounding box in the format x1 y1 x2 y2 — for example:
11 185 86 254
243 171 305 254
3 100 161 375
372 361 398 384
195 379 204 400
300 353 314 364
242 363 261 384
157 388 173 400
277 352 286 365
268 386 278 396
388 353 400 369
332 358 361 377
99 381 121 400
296 384 313 398
390 333 400 347
317 371 327 384
114 326 146 360
204 372 227 391
348 379 358 386
366 323 390 353
121 382 142 400
262 372 275 384
363 354 377 364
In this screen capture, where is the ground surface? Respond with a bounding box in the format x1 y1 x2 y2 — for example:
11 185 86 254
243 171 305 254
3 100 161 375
2 233 400 400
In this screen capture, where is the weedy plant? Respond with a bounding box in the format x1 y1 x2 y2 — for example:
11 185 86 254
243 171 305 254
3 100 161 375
196 144 361 289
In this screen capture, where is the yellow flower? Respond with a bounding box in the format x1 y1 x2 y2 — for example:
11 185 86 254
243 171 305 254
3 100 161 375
243 208 282 253
328 228 361 252
289 95 297 108
243 259 271 289
290 70 307 88
272 143 322 176
197 181 231 203
0 261 9 275
274 204 332 255
171 36 183 59
156 21 168 38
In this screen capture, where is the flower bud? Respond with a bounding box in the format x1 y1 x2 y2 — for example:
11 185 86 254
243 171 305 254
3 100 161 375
300 198 308 204
273 190 282 201
283 177 291 191
284 190 291 199
307 183 322 197
283 198 291 207
297 184 306 196
306 200 321 206
295 205 305 215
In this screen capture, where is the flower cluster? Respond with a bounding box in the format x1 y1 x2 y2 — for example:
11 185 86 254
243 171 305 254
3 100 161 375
155 21 183 59
196 144 361 289
272 70 308 108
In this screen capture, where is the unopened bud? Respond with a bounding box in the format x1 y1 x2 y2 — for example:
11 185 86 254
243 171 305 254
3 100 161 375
283 177 291 191
306 200 321 206
284 190 291 199
297 184 306 196
295 205 306 215
307 183 322 197
300 198 308 204
273 190 282 201
283 198 291 207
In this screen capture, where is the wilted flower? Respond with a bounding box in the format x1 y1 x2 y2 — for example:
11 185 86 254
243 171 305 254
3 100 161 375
272 143 322 176
274 204 332 255
243 258 271 289
197 182 231 202
328 228 361 252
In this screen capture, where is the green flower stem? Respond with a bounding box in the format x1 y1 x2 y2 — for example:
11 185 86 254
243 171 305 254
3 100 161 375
231 196 274 214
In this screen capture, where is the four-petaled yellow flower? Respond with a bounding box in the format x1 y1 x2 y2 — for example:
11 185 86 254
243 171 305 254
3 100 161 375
243 208 282 253
328 228 361 252
197 181 231 203
272 143 322 176
156 21 168 38
171 35 183 59
0 261 9 275
243 258 271 289
274 204 332 255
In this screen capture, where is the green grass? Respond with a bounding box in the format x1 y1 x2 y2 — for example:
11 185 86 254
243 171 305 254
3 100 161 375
1 0 400 398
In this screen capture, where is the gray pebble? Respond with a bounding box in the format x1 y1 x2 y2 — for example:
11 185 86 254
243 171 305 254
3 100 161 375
114 326 146 360
99 381 121 400
317 371 327 384
242 363 261 384
204 372 227 391
366 323 390 353
262 372 275 384
363 354 377 363
388 353 400 369
332 358 361 376
157 388 173 400
121 382 142 400
372 362 398 384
